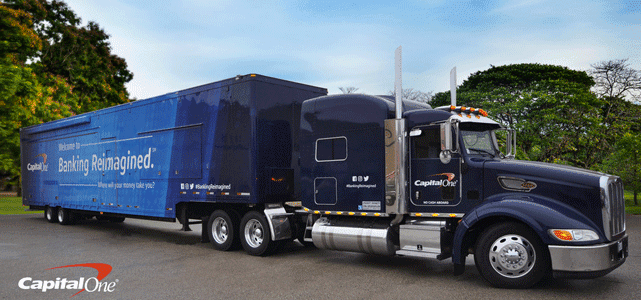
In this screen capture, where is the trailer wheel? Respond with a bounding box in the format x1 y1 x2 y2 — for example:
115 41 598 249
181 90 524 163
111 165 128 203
474 222 550 288
240 211 278 256
208 210 239 251
57 207 76 225
45 206 58 223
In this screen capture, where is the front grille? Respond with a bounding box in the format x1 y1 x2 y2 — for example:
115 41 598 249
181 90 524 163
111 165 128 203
607 179 626 239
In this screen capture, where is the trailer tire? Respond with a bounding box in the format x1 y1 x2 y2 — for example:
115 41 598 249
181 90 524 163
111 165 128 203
57 208 76 225
474 222 550 288
240 211 278 256
45 206 58 223
208 210 239 251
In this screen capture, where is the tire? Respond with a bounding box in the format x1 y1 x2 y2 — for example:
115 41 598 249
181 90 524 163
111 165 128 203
207 210 239 251
474 222 550 288
57 207 76 225
240 211 279 256
45 206 58 223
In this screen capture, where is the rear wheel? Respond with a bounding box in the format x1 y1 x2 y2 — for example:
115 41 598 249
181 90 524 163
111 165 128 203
207 210 239 251
45 206 58 223
474 222 550 288
57 207 76 225
240 211 279 256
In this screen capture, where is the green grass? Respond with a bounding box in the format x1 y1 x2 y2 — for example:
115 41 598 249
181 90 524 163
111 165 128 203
0 196 42 215
624 190 641 215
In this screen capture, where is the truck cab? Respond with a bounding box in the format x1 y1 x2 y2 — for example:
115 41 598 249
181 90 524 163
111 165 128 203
300 94 627 288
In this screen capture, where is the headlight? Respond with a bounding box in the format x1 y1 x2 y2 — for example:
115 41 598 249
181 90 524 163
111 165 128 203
549 229 599 242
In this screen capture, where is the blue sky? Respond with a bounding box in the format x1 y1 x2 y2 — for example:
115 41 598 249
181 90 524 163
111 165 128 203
63 0 641 100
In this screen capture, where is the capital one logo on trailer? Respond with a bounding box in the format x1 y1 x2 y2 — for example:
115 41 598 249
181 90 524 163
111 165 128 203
414 173 458 188
27 153 49 172
18 263 117 297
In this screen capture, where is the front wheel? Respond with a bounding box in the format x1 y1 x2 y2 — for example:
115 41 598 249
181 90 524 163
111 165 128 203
474 222 550 288
240 211 279 256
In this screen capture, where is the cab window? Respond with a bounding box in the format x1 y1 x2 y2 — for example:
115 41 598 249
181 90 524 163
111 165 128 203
412 127 441 159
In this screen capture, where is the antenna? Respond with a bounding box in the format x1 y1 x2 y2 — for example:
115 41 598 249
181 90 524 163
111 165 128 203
394 46 402 119
450 67 457 107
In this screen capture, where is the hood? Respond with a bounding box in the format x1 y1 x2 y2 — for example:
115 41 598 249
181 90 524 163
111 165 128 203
483 159 605 230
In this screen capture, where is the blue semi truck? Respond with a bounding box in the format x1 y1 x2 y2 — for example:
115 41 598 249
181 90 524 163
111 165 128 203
21 51 627 288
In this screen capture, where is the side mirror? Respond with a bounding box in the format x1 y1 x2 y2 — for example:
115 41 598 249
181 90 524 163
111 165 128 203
440 122 452 164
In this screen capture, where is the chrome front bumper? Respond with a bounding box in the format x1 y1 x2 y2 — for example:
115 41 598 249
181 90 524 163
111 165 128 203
548 235 628 278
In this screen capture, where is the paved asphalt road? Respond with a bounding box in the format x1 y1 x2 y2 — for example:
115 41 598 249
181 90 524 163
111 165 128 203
1 213 639 299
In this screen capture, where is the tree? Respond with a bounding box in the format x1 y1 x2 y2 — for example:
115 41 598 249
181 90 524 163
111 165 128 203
601 132 641 205
389 88 433 103
589 59 641 147
0 0 132 195
590 59 641 102
8 0 133 112
433 64 605 168
339 86 359 94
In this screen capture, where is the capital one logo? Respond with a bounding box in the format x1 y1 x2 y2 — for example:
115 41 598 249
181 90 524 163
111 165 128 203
18 263 117 297
27 153 49 172
414 173 458 188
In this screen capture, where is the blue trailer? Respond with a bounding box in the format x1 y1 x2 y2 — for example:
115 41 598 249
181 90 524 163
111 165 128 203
21 50 628 288
21 74 326 253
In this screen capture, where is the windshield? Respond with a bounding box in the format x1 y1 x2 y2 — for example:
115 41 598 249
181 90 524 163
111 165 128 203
461 130 499 157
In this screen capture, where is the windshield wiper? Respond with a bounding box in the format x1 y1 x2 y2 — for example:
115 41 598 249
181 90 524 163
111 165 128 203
467 148 495 157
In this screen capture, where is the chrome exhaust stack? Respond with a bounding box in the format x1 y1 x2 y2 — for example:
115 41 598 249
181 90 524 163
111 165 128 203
386 46 408 225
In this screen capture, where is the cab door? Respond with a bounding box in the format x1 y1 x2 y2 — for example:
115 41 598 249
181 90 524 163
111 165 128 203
408 125 461 211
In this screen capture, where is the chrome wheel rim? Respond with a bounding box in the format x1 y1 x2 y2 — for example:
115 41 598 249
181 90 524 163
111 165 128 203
489 234 536 278
244 219 264 248
46 208 53 220
57 209 64 223
211 217 229 244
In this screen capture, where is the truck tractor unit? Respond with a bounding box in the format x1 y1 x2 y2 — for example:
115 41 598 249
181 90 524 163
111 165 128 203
21 49 627 288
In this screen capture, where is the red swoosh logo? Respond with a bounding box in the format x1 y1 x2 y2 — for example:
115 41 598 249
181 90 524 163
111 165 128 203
432 173 456 181
46 263 112 297
37 153 47 164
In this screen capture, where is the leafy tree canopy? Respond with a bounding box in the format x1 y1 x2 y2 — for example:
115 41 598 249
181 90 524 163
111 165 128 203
0 0 132 194
432 63 604 168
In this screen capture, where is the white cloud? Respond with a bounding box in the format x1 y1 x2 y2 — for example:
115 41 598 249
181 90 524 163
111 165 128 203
62 0 641 100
